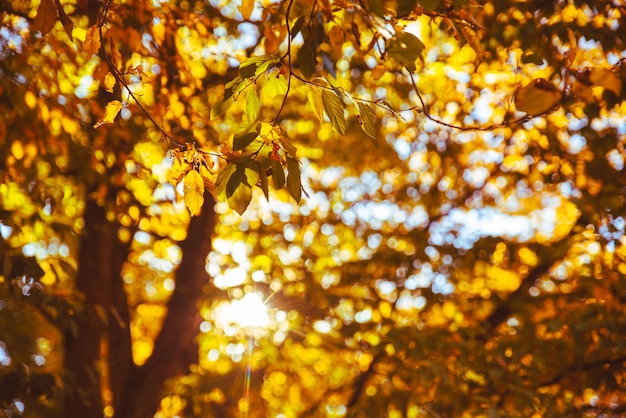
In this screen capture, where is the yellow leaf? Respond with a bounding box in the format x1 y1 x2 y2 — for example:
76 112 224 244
587 68 622 97
104 72 116 93
184 170 205 216
93 100 123 128
84 25 101 56
239 0 255 20
515 79 562 116
371 64 386 81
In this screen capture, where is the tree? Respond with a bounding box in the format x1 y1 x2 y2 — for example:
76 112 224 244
1 0 625 416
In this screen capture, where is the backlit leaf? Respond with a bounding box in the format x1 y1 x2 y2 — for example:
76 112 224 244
104 72 116 93
215 163 237 199
298 43 317 79
226 164 246 198
110 38 123 71
93 100 123 128
515 79 562 116
322 90 347 134
357 102 376 138
258 158 270 201
387 32 424 72
307 87 324 122
239 0 254 20
84 25 101 56
183 170 204 216
246 88 261 123
227 183 252 215
587 68 622 97
263 70 288 97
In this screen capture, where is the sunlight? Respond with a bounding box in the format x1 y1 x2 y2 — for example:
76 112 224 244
214 292 270 332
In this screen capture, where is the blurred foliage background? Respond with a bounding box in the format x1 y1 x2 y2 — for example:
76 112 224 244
1 0 625 417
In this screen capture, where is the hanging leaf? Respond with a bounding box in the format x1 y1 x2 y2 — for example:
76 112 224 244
246 88 261 122
210 97 234 120
515 78 562 116
297 42 317 79
307 87 324 122
93 100 123 128
226 164 246 198
215 163 237 199
58 7 74 41
271 160 285 189
286 157 302 203
587 68 622 97
357 102 376 138
183 170 205 216
84 25 101 56
110 38 123 71
386 32 424 72
227 184 252 215
521 51 544 65
322 90 347 134
365 0 384 17
33 0 58 36
239 0 255 20
397 0 418 17
263 70 288 97
233 131 258 151
104 72 116 93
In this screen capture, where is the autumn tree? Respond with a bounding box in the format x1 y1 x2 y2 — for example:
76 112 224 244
1 0 626 417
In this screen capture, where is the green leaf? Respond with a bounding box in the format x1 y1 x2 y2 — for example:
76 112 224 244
215 163 237 199
226 164 246 197
246 88 261 122
387 31 424 72
233 131 258 151
227 183 252 215
286 157 302 203
271 160 285 189
322 90 347 135
263 69 288 97
418 0 440 11
357 102 376 138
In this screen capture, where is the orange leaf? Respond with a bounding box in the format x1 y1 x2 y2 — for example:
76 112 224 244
110 38 123 71
239 0 254 20
84 25 101 56
104 72 116 93
33 0 58 36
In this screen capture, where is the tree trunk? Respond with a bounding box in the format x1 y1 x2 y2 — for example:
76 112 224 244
64 192 215 418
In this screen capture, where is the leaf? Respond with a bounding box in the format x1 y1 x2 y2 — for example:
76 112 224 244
210 97 234 120
183 170 205 216
286 157 302 203
271 160 285 189
93 100 123 128
387 32 424 72
587 68 622 97
57 6 74 41
366 0 384 17
246 88 261 122
322 90 347 135
291 15 306 37
110 38 123 71
84 25 101 56
215 163 237 199
239 0 254 20
233 131 258 151
33 0 58 36
226 164 246 197
307 87 324 122
521 51 544 65
397 0 418 17
104 72 116 93
297 42 317 79
371 64 386 81
263 70 288 97
514 79 562 116
227 183 252 215
357 102 376 138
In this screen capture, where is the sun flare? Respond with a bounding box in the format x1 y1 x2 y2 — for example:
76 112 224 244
214 292 270 333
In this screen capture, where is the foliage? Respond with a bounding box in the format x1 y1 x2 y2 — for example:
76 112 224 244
1 0 626 417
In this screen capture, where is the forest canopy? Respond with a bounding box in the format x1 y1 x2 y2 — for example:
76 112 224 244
1 0 626 417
